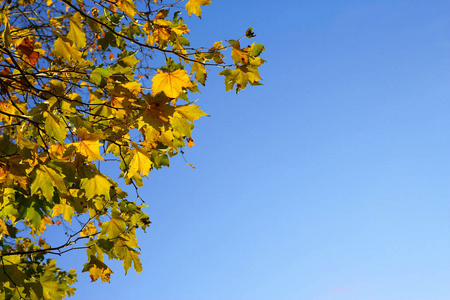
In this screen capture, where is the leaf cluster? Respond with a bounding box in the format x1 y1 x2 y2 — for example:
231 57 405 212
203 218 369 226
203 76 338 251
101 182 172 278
0 0 264 298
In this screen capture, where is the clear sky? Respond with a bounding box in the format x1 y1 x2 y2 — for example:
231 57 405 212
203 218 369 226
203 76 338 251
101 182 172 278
60 1 450 299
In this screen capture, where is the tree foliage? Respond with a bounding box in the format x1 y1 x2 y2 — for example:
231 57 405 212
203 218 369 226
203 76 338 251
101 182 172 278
0 0 264 298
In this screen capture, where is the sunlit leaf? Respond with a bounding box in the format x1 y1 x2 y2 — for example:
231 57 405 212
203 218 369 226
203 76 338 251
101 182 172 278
152 69 193 98
68 12 86 47
185 0 211 18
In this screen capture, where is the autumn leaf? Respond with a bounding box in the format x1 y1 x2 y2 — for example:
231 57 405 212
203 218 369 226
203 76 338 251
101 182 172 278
16 37 40 66
44 111 67 144
52 199 75 224
82 256 113 283
115 0 137 20
74 139 104 161
68 12 86 47
187 138 195 148
80 173 112 200
191 62 207 85
53 37 83 62
30 165 68 201
127 143 152 179
80 222 97 237
185 0 211 18
175 104 209 123
123 248 142 274
152 69 193 98
2 20 11 48
101 213 126 238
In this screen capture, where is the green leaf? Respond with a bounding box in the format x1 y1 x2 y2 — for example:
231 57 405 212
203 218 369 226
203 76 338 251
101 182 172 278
90 67 115 85
250 43 265 57
119 53 140 68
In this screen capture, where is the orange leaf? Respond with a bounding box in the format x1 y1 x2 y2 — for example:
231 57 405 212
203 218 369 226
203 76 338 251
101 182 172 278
187 138 195 148
17 38 39 66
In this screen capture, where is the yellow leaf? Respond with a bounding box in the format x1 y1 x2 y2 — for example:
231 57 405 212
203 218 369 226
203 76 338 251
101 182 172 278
74 140 104 161
159 130 176 150
68 12 86 48
123 81 142 96
172 24 189 36
185 0 211 18
44 111 67 144
191 62 207 85
80 222 97 237
127 143 152 179
31 165 68 201
37 216 53 234
52 199 75 224
2 19 11 48
152 69 193 98
175 104 208 123
88 264 113 283
101 214 126 238
123 249 142 274
80 173 112 200
49 143 67 159
231 47 249 64
116 0 137 20
0 219 9 236
53 37 83 62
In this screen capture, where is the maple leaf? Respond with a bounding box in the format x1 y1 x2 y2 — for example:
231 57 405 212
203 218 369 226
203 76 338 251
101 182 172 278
123 248 143 274
80 222 97 237
115 0 137 20
152 69 193 98
53 37 83 62
80 173 112 200
175 104 209 123
140 94 175 129
101 214 126 239
52 199 75 224
30 165 68 201
170 112 192 137
67 12 86 47
74 140 104 161
49 143 67 159
16 37 39 66
82 256 113 283
185 0 211 18
44 111 67 144
191 62 207 85
127 143 153 179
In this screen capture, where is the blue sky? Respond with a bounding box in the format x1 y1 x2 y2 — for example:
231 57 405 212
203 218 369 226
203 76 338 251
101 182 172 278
62 1 450 299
